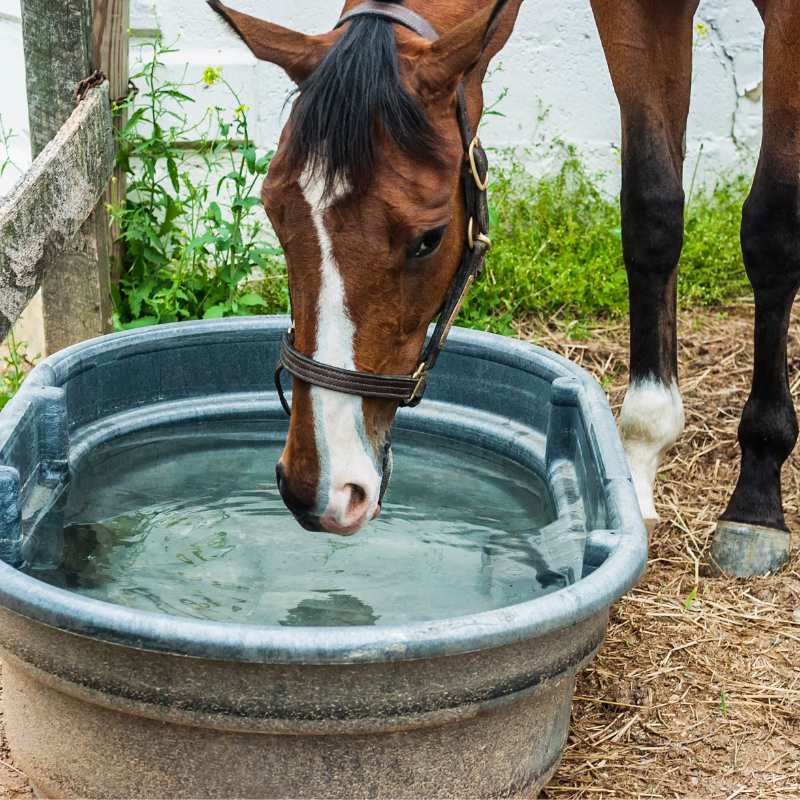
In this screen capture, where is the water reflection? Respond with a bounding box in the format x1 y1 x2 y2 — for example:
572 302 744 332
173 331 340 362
280 593 379 627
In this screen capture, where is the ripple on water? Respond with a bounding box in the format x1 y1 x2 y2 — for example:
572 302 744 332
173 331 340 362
22 425 584 626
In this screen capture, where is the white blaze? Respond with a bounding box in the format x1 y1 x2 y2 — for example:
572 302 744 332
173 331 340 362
299 165 382 529
619 379 685 522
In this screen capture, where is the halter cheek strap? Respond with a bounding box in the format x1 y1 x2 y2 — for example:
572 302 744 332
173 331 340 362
274 3 492 416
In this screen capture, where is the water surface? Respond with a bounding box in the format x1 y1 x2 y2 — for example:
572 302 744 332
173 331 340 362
23 425 582 626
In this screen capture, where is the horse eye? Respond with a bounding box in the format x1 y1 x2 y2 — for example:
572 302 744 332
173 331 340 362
408 227 446 260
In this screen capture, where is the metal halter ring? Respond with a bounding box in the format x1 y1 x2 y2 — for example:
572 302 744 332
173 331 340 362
467 217 492 252
468 136 490 191
405 363 428 405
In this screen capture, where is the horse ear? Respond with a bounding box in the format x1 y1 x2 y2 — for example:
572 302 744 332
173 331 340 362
414 0 516 99
207 1 336 85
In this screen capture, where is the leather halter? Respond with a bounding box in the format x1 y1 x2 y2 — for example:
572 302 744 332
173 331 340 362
274 2 492 416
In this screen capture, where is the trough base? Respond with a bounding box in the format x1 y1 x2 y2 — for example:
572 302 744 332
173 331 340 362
4 660 573 799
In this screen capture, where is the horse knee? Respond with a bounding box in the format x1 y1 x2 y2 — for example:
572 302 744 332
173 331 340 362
621 180 684 281
741 179 800 294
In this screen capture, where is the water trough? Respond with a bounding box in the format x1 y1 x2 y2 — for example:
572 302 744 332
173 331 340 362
0 317 647 798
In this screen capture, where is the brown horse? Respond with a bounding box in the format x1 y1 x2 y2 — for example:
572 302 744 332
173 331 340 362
208 0 799 574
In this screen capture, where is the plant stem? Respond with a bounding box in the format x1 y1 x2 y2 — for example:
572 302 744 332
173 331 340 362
686 142 704 218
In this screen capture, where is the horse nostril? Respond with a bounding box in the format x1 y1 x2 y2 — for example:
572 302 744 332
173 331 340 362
346 483 368 516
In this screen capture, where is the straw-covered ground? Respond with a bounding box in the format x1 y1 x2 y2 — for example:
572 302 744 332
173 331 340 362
520 304 800 800
1 303 799 799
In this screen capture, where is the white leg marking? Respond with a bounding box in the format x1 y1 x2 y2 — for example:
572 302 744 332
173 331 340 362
619 379 685 521
300 165 382 532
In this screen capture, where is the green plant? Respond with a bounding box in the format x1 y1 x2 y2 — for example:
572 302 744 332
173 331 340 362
460 146 627 333
0 114 23 182
114 37 752 340
0 327 39 411
110 31 285 330
679 170 751 305
457 145 751 334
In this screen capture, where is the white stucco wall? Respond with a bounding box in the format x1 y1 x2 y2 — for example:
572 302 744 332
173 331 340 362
1 0 766 199
0 0 30 194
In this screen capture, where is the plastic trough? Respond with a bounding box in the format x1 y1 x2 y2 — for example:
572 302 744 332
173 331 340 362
0 317 647 798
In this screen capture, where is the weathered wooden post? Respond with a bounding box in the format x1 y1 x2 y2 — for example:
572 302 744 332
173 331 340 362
20 0 113 353
93 0 130 286
0 86 115 342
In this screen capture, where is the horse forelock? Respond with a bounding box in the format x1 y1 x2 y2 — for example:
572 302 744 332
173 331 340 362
285 9 442 197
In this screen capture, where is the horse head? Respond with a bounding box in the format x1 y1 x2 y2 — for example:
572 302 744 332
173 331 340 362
209 0 521 534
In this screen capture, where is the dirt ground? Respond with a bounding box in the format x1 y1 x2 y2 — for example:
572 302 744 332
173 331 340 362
1 303 799 799
520 304 800 800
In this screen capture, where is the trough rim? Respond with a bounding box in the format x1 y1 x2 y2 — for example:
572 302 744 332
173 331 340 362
0 317 648 664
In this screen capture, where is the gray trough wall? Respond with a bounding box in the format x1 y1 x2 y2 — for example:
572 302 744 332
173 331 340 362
0 318 647 665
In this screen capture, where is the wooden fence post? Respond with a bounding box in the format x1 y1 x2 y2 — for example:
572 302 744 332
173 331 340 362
93 0 129 286
20 0 113 354
0 87 115 342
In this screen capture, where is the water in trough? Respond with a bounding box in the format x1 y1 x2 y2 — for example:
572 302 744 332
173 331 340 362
23 424 582 627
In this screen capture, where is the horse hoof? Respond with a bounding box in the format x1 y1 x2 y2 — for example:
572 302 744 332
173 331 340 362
707 521 791 578
644 518 658 539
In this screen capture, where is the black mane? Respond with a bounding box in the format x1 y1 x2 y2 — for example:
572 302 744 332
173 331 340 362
286 9 442 195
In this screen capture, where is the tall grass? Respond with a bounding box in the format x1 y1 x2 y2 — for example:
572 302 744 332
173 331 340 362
459 147 751 334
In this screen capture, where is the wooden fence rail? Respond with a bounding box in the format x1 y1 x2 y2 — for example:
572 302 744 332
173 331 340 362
0 84 114 342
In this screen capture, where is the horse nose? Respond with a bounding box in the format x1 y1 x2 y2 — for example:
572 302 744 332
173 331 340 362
276 462 323 531
320 481 376 536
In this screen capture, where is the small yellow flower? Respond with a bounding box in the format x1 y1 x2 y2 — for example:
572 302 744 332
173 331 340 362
234 104 250 120
202 66 222 86
695 22 708 40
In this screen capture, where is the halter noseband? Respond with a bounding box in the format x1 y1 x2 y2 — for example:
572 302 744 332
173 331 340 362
274 2 492 416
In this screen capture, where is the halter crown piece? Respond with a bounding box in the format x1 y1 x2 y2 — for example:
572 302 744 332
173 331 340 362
274 2 492 416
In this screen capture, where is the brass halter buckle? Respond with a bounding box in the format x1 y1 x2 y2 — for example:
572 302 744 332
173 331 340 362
467 217 492 252
405 363 428 405
468 136 490 191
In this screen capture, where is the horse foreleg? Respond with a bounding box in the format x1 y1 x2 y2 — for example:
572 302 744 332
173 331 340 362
590 0 697 531
711 0 800 577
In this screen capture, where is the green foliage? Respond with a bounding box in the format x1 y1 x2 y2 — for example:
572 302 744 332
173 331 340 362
459 146 750 334
679 171 751 305
113 38 751 340
110 31 286 330
460 148 626 334
0 113 23 182
0 327 39 411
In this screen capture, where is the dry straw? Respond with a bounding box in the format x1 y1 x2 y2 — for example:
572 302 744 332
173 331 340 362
518 304 800 800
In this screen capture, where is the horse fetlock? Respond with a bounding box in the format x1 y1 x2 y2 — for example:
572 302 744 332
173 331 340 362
738 392 799 466
620 379 685 521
